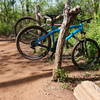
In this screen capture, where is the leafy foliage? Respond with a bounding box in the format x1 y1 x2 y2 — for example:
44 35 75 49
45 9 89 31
86 19 100 46
55 68 69 82
0 22 12 36
0 0 100 40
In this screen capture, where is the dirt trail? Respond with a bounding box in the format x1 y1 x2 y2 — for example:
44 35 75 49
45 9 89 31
0 77 76 100
0 41 76 100
0 41 52 82
0 40 100 100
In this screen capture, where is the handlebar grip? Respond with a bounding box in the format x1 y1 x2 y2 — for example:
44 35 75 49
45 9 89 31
77 18 93 23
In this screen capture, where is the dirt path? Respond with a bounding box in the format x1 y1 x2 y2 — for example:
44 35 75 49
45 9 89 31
0 41 52 82
0 40 100 100
0 41 76 100
0 77 76 100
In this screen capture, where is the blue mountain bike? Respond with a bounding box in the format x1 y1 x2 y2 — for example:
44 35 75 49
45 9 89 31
16 15 100 69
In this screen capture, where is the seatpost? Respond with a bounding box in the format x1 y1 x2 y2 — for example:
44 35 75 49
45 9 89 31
51 17 55 47
51 17 54 27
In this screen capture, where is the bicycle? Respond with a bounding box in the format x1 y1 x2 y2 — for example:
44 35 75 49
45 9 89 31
16 15 100 69
14 13 62 36
15 14 73 48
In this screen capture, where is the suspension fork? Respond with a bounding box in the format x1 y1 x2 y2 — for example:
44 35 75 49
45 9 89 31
49 39 58 58
80 38 88 56
84 39 88 57
51 25 57 47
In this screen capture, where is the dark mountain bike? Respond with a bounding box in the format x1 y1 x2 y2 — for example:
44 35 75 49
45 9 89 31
14 13 62 36
14 16 39 36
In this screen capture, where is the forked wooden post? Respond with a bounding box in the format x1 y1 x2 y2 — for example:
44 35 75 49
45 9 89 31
52 3 81 81
35 5 41 26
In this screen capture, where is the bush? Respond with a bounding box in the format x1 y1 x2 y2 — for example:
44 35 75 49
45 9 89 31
86 19 100 46
0 22 12 36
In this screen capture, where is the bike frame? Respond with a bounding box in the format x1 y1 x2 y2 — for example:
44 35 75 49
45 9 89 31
35 24 83 46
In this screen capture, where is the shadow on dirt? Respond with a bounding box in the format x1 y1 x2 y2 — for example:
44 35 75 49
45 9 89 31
0 64 100 88
0 72 52 88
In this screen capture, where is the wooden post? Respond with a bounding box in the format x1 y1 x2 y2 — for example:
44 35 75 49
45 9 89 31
35 5 41 26
52 3 81 81
35 5 41 36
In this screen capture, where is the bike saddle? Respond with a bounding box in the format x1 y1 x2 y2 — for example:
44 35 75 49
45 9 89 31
43 14 58 25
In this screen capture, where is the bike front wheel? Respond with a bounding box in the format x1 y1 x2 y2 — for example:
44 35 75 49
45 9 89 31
16 25 51 60
72 38 100 69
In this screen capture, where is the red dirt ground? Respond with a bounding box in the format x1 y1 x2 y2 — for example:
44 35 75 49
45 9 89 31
0 38 100 100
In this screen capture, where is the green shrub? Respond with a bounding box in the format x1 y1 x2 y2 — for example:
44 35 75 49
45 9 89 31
86 19 100 46
0 22 12 36
55 68 69 82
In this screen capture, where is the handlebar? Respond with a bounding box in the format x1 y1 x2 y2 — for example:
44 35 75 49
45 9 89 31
77 18 93 23
38 12 93 25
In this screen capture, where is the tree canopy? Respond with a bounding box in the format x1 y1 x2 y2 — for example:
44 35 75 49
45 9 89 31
0 0 100 38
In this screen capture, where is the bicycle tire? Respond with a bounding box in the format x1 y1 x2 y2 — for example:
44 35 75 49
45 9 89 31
72 38 100 69
16 25 51 60
14 16 39 36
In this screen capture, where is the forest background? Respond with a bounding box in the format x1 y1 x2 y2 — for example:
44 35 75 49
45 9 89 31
0 0 100 45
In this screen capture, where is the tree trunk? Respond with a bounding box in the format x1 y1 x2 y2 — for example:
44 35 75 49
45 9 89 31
52 2 81 81
35 5 41 26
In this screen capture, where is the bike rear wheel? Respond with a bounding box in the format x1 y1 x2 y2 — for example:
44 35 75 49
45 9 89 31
72 38 100 69
16 25 51 60
14 17 39 36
